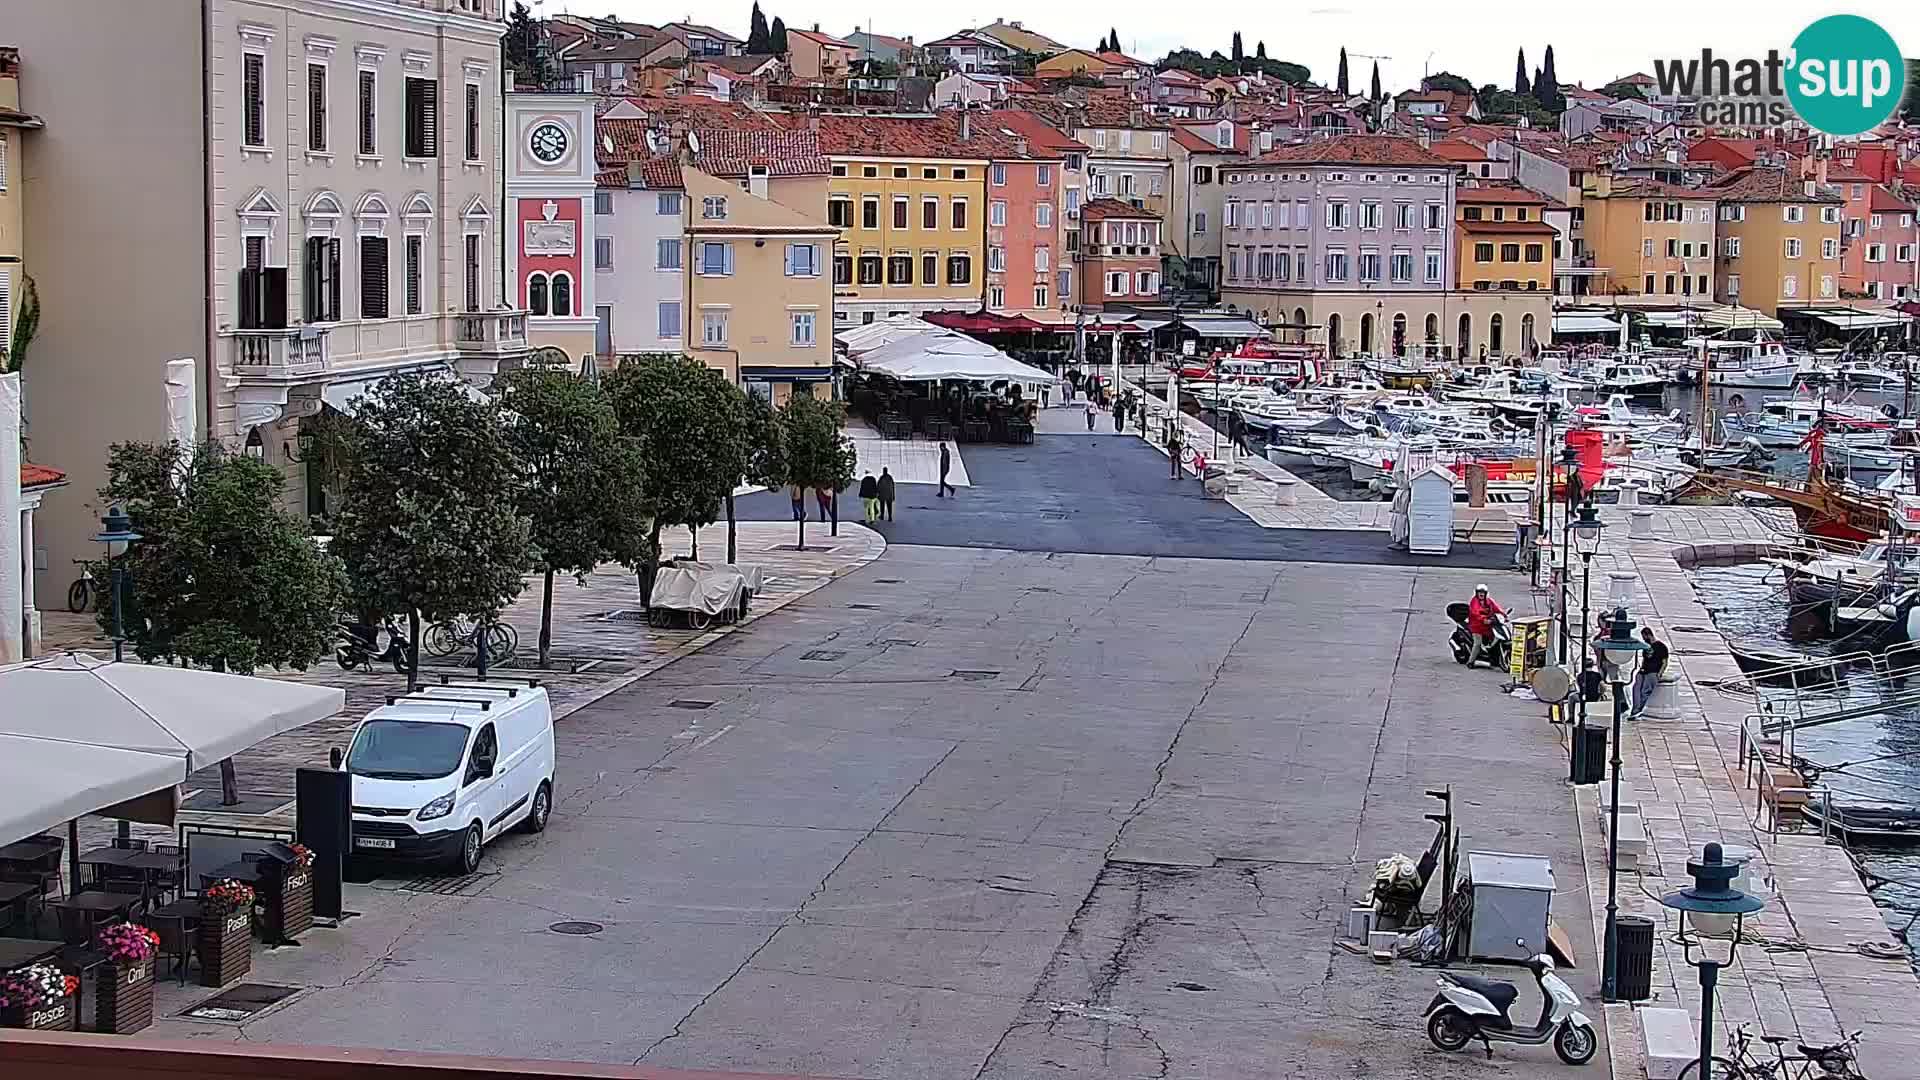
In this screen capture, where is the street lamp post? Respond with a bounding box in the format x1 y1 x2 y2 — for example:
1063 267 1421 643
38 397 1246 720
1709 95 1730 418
1596 606 1649 1002
1558 444 1580 660
1660 843 1765 1079
92 505 142 664
1568 502 1604 783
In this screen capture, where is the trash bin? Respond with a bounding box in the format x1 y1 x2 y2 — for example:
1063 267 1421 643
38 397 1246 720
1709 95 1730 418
1614 914 1655 1000
1573 724 1607 785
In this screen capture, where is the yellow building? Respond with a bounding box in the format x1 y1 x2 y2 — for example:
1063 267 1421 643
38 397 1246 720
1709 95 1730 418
1578 173 1718 307
682 167 837 403
800 114 1023 327
1455 185 1556 292
1708 165 1844 316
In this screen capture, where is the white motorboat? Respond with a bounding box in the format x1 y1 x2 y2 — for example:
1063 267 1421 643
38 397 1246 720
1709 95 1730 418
1688 337 1802 390
1834 360 1906 391
1571 394 1687 439
1721 397 1893 448
1598 362 1666 397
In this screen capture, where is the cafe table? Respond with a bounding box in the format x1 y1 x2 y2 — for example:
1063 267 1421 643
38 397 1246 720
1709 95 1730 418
46 891 139 945
0 935 61 971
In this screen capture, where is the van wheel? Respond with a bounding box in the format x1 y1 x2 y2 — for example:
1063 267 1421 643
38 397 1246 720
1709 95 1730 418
521 781 552 834
453 823 483 874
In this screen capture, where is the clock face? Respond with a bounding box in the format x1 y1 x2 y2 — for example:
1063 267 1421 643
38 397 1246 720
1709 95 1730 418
529 122 569 164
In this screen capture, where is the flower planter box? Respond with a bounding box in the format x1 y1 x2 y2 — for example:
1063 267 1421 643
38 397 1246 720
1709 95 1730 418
196 908 253 987
0 993 76 1031
263 868 314 944
95 959 155 1034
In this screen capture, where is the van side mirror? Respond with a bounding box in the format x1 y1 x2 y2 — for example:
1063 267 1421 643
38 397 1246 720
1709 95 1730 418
330 747 344 770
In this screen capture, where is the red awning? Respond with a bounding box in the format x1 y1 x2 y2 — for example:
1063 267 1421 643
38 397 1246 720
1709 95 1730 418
923 310 1048 333
1897 301 1920 318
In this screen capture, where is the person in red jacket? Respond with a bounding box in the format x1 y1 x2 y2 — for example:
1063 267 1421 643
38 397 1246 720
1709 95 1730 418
1466 584 1505 668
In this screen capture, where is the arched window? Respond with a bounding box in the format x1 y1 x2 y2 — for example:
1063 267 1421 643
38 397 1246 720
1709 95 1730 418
1358 312 1374 355
1327 313 1344 357
1489 313 1504 355
550 271 573 317
1521 313 1537 353
527 272 549 316
1424 312 1439 343
1392 313 1407 356
1456 312 1471 357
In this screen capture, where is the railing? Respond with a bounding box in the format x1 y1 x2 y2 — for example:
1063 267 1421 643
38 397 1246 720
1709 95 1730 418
455 310 529 354
229 326 329 375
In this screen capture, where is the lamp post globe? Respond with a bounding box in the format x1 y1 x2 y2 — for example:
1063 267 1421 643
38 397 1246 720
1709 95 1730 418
92 505 143 664
1661 843 1764 1079
1571 500 1604 558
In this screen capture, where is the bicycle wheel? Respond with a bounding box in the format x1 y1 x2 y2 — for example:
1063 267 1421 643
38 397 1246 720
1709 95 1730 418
483 622 517 663
1676 1056 1744 1079
67 578 92 614
424 622 461 658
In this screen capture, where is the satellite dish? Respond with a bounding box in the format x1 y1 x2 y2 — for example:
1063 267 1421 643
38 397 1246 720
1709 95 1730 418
1529 665 1573 704
686 130 702 155
603 133 615 155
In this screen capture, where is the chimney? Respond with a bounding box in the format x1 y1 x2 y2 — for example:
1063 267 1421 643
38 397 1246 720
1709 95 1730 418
960 109 971 141
1417 129 1431 149
1804 178 1816 198
1015 136 1029 156
808 106 820 132
628 159 644 186
749 166 770 199
1817 155 1828 187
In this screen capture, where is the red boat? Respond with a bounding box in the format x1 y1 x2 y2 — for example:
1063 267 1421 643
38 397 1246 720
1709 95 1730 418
1703 426 1889 544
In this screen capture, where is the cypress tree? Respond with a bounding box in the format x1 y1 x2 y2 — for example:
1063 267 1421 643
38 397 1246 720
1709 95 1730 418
746 2 770 53
769 15 787 54
1231 32 1243 63
1514 48 1529 95
1336 47 1349 95
1538 45 1562 110
1370 61 1381 104
1256 41 1267 61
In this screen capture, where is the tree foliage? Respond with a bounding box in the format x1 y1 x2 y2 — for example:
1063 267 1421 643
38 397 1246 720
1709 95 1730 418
1255 41 1266 61
746 3 771 53
330 371 534 639
1477 83 1558 128
1424 71 1473 95
1230 32 1243 63
1534 46 1564 112
1336 47 1349 95
769 16 788 54
771 394 856 549
1602 80 1646 101
1906 61 1920 122
493 367 651 666
1369 61 1381 104
1157 48 1307 85
501 1 551 87
98 441 344 675
1514 48 1529 95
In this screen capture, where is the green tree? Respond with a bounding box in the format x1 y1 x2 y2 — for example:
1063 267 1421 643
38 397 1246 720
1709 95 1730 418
601 354 747 609
501 1 551 87
494 367 649 669
1514 48 1529 95
769 15 788 54
1 275 39 374
746 2 771 53
1230 32 1243 63
1107 29 1120 53
1369 61 1381 105
1336 47 1349 95
1255 41 1267 61
1424 71 1473 94
1535 45 1563 111
739 392 787 552
1602 79 1646 100
1905 61 1920 122
99 441 345 803
773 395 856 550
330 371 534 688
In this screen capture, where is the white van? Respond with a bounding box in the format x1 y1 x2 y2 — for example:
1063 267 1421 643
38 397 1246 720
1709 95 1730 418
343 681 556 874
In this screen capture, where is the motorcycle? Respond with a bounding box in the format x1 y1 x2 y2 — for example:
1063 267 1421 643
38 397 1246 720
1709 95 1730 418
336 616 414 675
1447 602 1512 670
1424 953 1597 1065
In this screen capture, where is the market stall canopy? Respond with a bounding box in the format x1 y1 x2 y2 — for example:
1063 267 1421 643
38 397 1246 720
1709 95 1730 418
834 315 941 357
1177 315 1269 338
0 653 345 772
1698 305 1783 331
0 734 184 847
857 330 1057 384
1552 313 1623 335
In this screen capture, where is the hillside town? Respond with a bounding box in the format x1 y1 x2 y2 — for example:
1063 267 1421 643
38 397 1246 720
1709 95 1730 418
4 4 1920 1080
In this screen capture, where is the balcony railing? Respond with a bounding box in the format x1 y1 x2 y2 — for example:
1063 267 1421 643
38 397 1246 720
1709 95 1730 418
230 327 329 376
456 311 530 354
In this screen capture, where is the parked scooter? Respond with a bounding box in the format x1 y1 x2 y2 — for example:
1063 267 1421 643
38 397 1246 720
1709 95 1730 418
1446 602 1512 670
336 615 413 674
1424 952 1596 1065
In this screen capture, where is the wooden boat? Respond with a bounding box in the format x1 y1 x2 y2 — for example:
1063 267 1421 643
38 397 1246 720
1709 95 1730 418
1701 427 1891 544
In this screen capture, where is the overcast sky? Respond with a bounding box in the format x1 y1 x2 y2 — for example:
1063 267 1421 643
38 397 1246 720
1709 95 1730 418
551 0 1919 93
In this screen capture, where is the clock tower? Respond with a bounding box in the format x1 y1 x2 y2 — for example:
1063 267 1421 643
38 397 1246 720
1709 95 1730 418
505 91 599 365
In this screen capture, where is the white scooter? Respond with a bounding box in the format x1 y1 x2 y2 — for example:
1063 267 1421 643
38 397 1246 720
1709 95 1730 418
1424 953 1597 1065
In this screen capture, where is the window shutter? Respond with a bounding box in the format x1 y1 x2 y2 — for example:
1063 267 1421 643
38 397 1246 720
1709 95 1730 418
303 239 320 322
406 78 438 158
358 71 376 154
405 234 423 314
328 238 342 320
724 244 734 275
360 236 389 318
308 63 327 152
239 268 261 330
263 267 289 329
464 233 480 311
465 82 480 160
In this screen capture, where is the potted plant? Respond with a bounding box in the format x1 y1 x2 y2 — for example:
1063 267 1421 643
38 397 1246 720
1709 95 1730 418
197 879 256 987
265 844 316 944
0 962 78 1030
93 922 160 1034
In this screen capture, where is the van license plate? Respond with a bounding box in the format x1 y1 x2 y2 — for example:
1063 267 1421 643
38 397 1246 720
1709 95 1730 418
355 837 396 849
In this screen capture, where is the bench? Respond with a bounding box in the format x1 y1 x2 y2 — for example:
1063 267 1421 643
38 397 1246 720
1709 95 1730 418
1641 1006 1696 1080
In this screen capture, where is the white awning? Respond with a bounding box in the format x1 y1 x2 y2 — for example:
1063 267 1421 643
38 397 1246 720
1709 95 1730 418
1809 310 1911 330
1180 316 1269 337
0 735 184 847
834 315 942 356
857 330 1056 384
1699 305 1782 331
1552 314 1623 335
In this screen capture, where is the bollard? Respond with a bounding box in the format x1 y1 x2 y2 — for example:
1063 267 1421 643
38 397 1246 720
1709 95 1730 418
1645 672 1682 720
1617 484 1639 508
1274 477 1299 507
1629 509 1655 539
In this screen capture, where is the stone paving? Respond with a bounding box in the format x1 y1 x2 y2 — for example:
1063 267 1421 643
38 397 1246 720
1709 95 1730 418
1549 503 1920 1080
846 419 973 488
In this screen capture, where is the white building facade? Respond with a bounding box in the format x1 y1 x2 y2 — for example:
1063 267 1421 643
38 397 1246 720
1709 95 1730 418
595 163 689 358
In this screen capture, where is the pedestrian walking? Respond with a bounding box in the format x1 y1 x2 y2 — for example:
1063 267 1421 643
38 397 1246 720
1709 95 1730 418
858 472 880 523
1085 403 1096 431
1630 627 1668 717
877 468 896 521
815 486 834 526
789 484 805 522
1114 404 1126 434
1167 425 1183 478
937 442 957 497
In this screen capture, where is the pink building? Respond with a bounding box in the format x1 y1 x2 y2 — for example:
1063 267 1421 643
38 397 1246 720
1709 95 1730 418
1839 181 1918 304
985 151 1064 317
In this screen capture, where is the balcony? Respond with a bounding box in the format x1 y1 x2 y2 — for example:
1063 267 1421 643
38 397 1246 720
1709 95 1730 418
231 326 331 378
456 311 530 357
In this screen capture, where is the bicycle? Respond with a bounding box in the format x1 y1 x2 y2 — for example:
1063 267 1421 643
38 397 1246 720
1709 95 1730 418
67 560 97 613
1678 1024 1865 1079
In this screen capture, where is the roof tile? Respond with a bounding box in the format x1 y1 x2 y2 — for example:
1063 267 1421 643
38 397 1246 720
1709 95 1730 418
1246 135 1455 168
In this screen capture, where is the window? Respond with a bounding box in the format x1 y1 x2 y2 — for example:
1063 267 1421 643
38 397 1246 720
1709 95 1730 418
1871 213 1886 231
1035 284 1049 307
1107 271 1127 295
302 237 341 322
658 301 681 338
887 253 912 284
952 168 966 180
892 166 908 178
1037 165 1052 186
1037 203 1053 227
922 198 938 230
858 254 882 284
1723 238 1741 257
1492 207 1505 222
1727 273 1740 295
465 82 481 161
1666 238 1678 258
1525 243 1544 263
862 165 878 178
1194 210 1207 235
701 310 729 345
1295 201 1309 228
1224 202 1238 229
1822 238 1838 259
947 252 971 285
1262 202 1274 229
1785 238 1803 259
550 272 572 316
1721 204 1745 222
1065 153 1083 172
1643 238 1655 258
1463 206 1483 221
1782 274 1797 298
1424 203 1443 230
1697 274 1707 294
1324 248 1349 282
1151 132 1165 151
1193 165 1212 185
1035 248 1050 272
1149 174 1163 197
1360 202 1382 229
791 311 816 346
307 63 328 152
1820 274 1835 298
1821 205 1840 224
358 70 376 155
702 196 728 220
1643 274 1655 294
828 198 852 228
657 192 681 215
1277 250 1292 281
594 191 614 215
1424 249 1443 283
404 234 424 314
859 198 879 229
1784 205 1804 223
991 163 1006 186
952 200 967 230
360 236 389 318
832 163 847 177
1868 242 1887 263
1118 131 1132 151
464 232 481 311
990 201 1006 227
243 52 266 147
1327 201 1349 229
1665 274 1676 294
1899 244 1916 262
923 167 937 179
1137 270 1157 294
1227 249 1241 281
404 77 437 158
656 238 681 269
988 285 1005 308
1090 130 1106 149
922 252 937 285
1390 249 1412 282
786 243 818 277
1358 250 1380 282
700 242 733 276
1396 203 1414 230
1474 242 1494 263
833 254 852 284
894 197 910 229
987 246 1005 272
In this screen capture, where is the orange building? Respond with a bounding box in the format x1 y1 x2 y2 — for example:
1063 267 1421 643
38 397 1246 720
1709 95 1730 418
986 149 1065 317
1077 198 1161 312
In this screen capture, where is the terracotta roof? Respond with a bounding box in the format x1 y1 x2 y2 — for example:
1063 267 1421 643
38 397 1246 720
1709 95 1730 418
1171 126 1245 155
1457 184 1550 205
1095 50 1146 67
1079 197 1156 221
597 121 825 178
703 53 781 75
771 112 1029 159
1867 185 1916 214
598 156 684 189
1708 165 1843 204
1825 162 1876 183
21 464 66 489
977 21 1069 54
1459 219 1559 235
985 109 1088 154
1248 135 1455 168
845 28 915 54
1427 139 1489 162
1075 96 1171 130
664 21 742 43
788 28 854 48
1596 177 1712 200
609 95 783 129
571 35 677 62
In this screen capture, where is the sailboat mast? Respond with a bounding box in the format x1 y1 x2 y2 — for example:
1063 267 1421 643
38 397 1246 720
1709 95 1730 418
1696 334 1710 456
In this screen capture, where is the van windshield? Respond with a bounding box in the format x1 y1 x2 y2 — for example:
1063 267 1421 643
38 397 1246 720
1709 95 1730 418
346 720 469 780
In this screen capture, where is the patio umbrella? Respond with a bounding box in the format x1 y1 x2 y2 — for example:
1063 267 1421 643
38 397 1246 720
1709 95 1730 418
0 734 183 851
